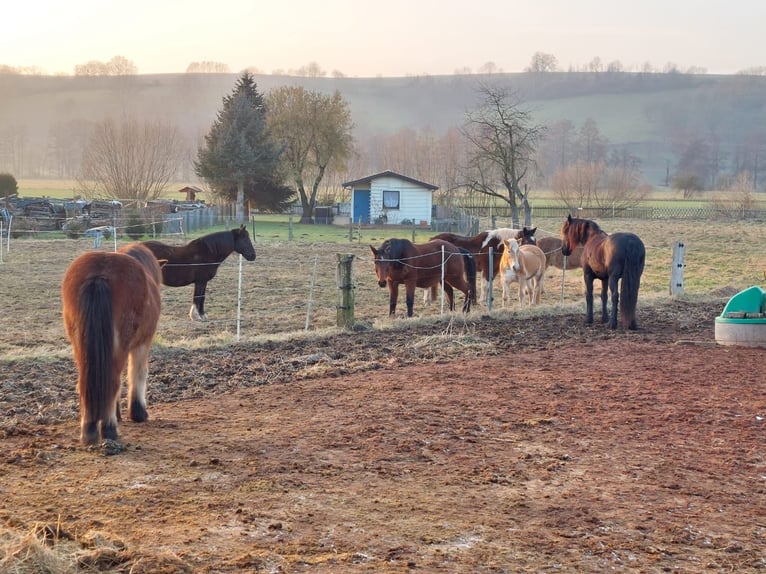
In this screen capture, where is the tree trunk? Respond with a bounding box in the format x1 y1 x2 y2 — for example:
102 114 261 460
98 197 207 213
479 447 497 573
298 181 314 224
236 180 245 222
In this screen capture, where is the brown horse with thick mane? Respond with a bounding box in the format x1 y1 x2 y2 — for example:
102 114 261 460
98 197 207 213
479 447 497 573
560 215 645 330
61 243 163 445
371 238 476 317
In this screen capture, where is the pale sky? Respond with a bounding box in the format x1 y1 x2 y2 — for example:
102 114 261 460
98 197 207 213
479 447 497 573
3 0 764 76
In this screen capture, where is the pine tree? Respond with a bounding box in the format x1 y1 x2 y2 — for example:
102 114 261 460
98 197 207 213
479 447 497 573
195 72 290 219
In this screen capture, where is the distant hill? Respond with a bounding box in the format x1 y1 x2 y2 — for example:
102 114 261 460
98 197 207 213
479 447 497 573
1 71 765 187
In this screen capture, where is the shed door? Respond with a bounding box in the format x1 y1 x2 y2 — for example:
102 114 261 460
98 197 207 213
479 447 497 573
352 189 370 224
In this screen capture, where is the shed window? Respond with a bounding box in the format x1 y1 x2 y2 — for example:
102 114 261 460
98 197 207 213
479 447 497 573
382 190 400 209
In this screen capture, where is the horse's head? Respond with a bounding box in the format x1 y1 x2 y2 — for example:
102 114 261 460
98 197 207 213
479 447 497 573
234 224 256 261
519 226 537 246
370 244 390 287
560 214 576 256
502 238 521 272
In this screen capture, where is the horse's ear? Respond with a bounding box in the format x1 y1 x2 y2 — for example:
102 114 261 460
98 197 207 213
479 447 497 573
529 227 537 235
369 245 378 257
157 258 169 269
567 214 573 223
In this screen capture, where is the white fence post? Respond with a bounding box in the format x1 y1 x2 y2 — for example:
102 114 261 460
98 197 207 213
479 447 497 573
670 241 686 296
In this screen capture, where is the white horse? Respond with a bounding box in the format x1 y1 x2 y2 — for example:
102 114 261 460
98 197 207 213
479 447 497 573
499 238 547 307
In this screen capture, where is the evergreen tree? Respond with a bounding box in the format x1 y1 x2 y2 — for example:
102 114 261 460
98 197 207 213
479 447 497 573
195 72 290 219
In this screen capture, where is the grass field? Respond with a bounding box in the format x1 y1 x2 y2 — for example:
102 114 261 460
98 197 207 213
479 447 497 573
1 215 763 361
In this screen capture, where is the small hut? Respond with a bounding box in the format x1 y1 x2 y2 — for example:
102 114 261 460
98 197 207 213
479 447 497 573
179 186 203 202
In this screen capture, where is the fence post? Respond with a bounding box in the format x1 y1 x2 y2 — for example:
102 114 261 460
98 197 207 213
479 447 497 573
670 241 686 296
487 246 494 311
336 254 355 329
288 215 294 241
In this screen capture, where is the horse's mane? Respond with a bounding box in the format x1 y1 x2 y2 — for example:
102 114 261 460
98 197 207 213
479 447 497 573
481 228 521 249
378 238 415 268
570 218 604 242
193 230 235 259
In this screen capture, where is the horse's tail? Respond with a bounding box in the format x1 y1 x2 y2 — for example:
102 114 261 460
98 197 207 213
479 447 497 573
79 278 115 426
459 247 477 304
619 247 645 329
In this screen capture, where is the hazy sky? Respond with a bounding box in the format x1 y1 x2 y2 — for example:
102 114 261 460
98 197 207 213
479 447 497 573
4 0 763 76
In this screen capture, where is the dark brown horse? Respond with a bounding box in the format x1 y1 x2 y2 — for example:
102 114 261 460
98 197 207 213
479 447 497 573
560 215 645 330
431 227 537 304
61 243 163 445
143 225 256 321
370 238 476 317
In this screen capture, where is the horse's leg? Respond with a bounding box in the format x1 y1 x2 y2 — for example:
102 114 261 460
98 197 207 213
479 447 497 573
480 270 490 305
584 269 595 324
388 282 399 316
443 283 455 311
190 281 208 321
98 363 123 442
596 278 607 324
405 282 416 317
608 275 619 329
127 344 150 422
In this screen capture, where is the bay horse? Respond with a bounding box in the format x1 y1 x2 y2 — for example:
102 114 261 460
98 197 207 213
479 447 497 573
536 236 583 270
370 238 476 317
143 224 256 321
430 227 537 305
61 243 163 446
560 214 645 330
499 238 547 307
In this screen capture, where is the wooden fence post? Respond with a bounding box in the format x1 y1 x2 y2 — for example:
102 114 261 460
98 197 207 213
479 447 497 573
670 241 686 296
336 254 355 329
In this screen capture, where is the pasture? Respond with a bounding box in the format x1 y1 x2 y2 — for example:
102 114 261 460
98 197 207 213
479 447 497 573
1 217 765 572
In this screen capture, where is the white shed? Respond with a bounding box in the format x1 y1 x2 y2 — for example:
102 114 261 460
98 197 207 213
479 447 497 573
342 170 437 225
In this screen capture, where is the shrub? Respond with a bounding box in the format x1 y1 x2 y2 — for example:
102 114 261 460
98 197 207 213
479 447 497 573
125 211 147 240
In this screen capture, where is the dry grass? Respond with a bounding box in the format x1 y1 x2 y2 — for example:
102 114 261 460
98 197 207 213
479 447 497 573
0 217 762 359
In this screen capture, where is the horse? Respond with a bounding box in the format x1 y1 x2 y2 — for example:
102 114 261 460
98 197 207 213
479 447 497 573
499 238 547 307
143 224 256 321
61 243 164 446
536 235 583 270
560 214 645 330
430 226 537 305
370 238 476 317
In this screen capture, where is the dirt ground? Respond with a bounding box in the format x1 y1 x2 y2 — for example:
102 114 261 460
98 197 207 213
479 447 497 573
2 299 766 572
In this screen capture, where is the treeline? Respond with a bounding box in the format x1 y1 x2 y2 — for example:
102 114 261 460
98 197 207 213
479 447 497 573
0 72 765 200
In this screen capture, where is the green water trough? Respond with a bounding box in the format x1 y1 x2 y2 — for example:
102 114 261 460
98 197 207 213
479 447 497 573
714 285 766 348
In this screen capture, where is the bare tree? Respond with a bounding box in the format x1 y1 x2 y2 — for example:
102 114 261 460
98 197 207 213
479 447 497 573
185 61 231 73
525 52 558 73
108 56 138 75
552 160 647 210
74 60 110 76
478 61 499 75
78 117 183 203
73 56 137 76
460 83 544 226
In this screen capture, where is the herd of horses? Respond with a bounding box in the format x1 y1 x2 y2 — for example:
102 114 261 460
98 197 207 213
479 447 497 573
61 217 644 446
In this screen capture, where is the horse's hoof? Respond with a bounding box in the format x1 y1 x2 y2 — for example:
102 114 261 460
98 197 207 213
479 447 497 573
129 401 148 423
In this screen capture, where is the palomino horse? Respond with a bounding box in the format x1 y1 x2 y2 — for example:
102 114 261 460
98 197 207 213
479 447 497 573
61 243 163 445
143 225 256 321
499 238 547 307
370 238 476 317
560 214 645 330
429 227 537 305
